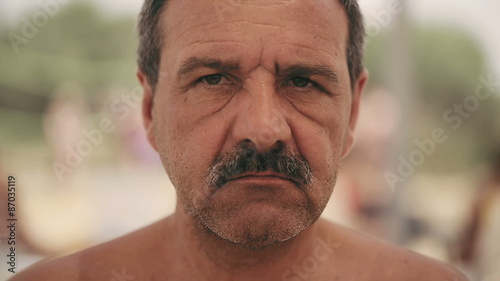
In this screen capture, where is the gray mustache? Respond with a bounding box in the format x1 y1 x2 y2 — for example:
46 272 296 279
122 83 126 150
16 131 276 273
206 143 313 188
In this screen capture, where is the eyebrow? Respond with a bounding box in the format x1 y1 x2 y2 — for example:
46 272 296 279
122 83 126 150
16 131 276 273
176 57 339 85
278 64 339 85
176 57 240 81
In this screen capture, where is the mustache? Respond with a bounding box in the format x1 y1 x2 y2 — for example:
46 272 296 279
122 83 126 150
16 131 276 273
206 143 313 188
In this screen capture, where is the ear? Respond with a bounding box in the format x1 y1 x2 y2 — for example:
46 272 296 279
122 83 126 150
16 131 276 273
341 69 368 159
137 69 158 152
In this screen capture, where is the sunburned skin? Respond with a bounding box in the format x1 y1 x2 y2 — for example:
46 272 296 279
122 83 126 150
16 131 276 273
11 0 469 280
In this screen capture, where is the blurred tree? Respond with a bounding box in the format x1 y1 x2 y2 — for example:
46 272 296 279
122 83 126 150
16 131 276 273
0 2 138 146
365 25 500 172
0 2 137 98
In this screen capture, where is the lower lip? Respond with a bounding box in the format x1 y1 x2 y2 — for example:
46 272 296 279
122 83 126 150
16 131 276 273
229 176 294 185
218 176 304 200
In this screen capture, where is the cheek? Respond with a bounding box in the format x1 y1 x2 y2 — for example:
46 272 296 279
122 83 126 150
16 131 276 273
295 126 339 179
291 99 350 180
153 93 228 189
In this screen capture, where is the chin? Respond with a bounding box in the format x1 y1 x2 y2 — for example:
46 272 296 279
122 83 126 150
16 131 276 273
194 201 320 250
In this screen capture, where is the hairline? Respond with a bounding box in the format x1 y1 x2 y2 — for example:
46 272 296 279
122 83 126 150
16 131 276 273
138 0 364 91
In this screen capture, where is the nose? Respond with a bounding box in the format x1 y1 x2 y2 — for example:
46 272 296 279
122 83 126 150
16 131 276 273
230 87 292 153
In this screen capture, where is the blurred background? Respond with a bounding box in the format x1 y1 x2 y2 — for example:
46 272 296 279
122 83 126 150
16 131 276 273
0 0 499 280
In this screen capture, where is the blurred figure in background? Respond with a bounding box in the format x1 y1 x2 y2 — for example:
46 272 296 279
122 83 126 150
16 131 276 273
101 87 160 170
23 83 96 256
329 88 400 238
44 82 90 181
461 148 500 280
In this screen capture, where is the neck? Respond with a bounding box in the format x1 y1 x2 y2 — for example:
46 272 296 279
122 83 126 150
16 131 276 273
167 205 324 280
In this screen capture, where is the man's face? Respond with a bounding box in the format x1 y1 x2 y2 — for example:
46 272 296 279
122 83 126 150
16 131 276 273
140 0 366 248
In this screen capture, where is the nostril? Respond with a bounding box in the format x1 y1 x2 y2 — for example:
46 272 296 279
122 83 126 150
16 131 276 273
240 140 254 150
232 107 291 153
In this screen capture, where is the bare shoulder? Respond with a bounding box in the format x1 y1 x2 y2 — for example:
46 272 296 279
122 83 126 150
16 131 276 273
10 218 171 281
9 241 130 281
319 219 469 281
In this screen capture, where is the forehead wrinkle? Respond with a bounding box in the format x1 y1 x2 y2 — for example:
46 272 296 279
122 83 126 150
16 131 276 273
226 20 285 30
228 0 296 9
168 20 270 48
167 21 210 46
168 16 340 52
173 41 341 74
227 19 336 44
175 39 340 66
177 40 246 54
284 42 341 62
163 0 349 50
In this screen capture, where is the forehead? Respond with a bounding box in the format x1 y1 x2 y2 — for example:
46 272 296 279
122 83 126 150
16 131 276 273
161 0 348 75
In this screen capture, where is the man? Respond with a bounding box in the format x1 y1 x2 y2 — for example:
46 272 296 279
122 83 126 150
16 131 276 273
12 0 468 280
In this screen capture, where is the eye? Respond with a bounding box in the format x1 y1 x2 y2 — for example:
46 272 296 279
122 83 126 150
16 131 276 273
290 77 313 88
282 77 334 96
201 74 225 85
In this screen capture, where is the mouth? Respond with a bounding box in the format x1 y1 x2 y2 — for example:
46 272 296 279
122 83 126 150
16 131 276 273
229 172 299 186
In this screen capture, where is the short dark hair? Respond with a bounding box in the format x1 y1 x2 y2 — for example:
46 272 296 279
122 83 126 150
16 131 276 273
137 0 365 90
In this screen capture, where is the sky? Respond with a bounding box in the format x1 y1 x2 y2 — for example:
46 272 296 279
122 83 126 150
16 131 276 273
2 0 499 76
